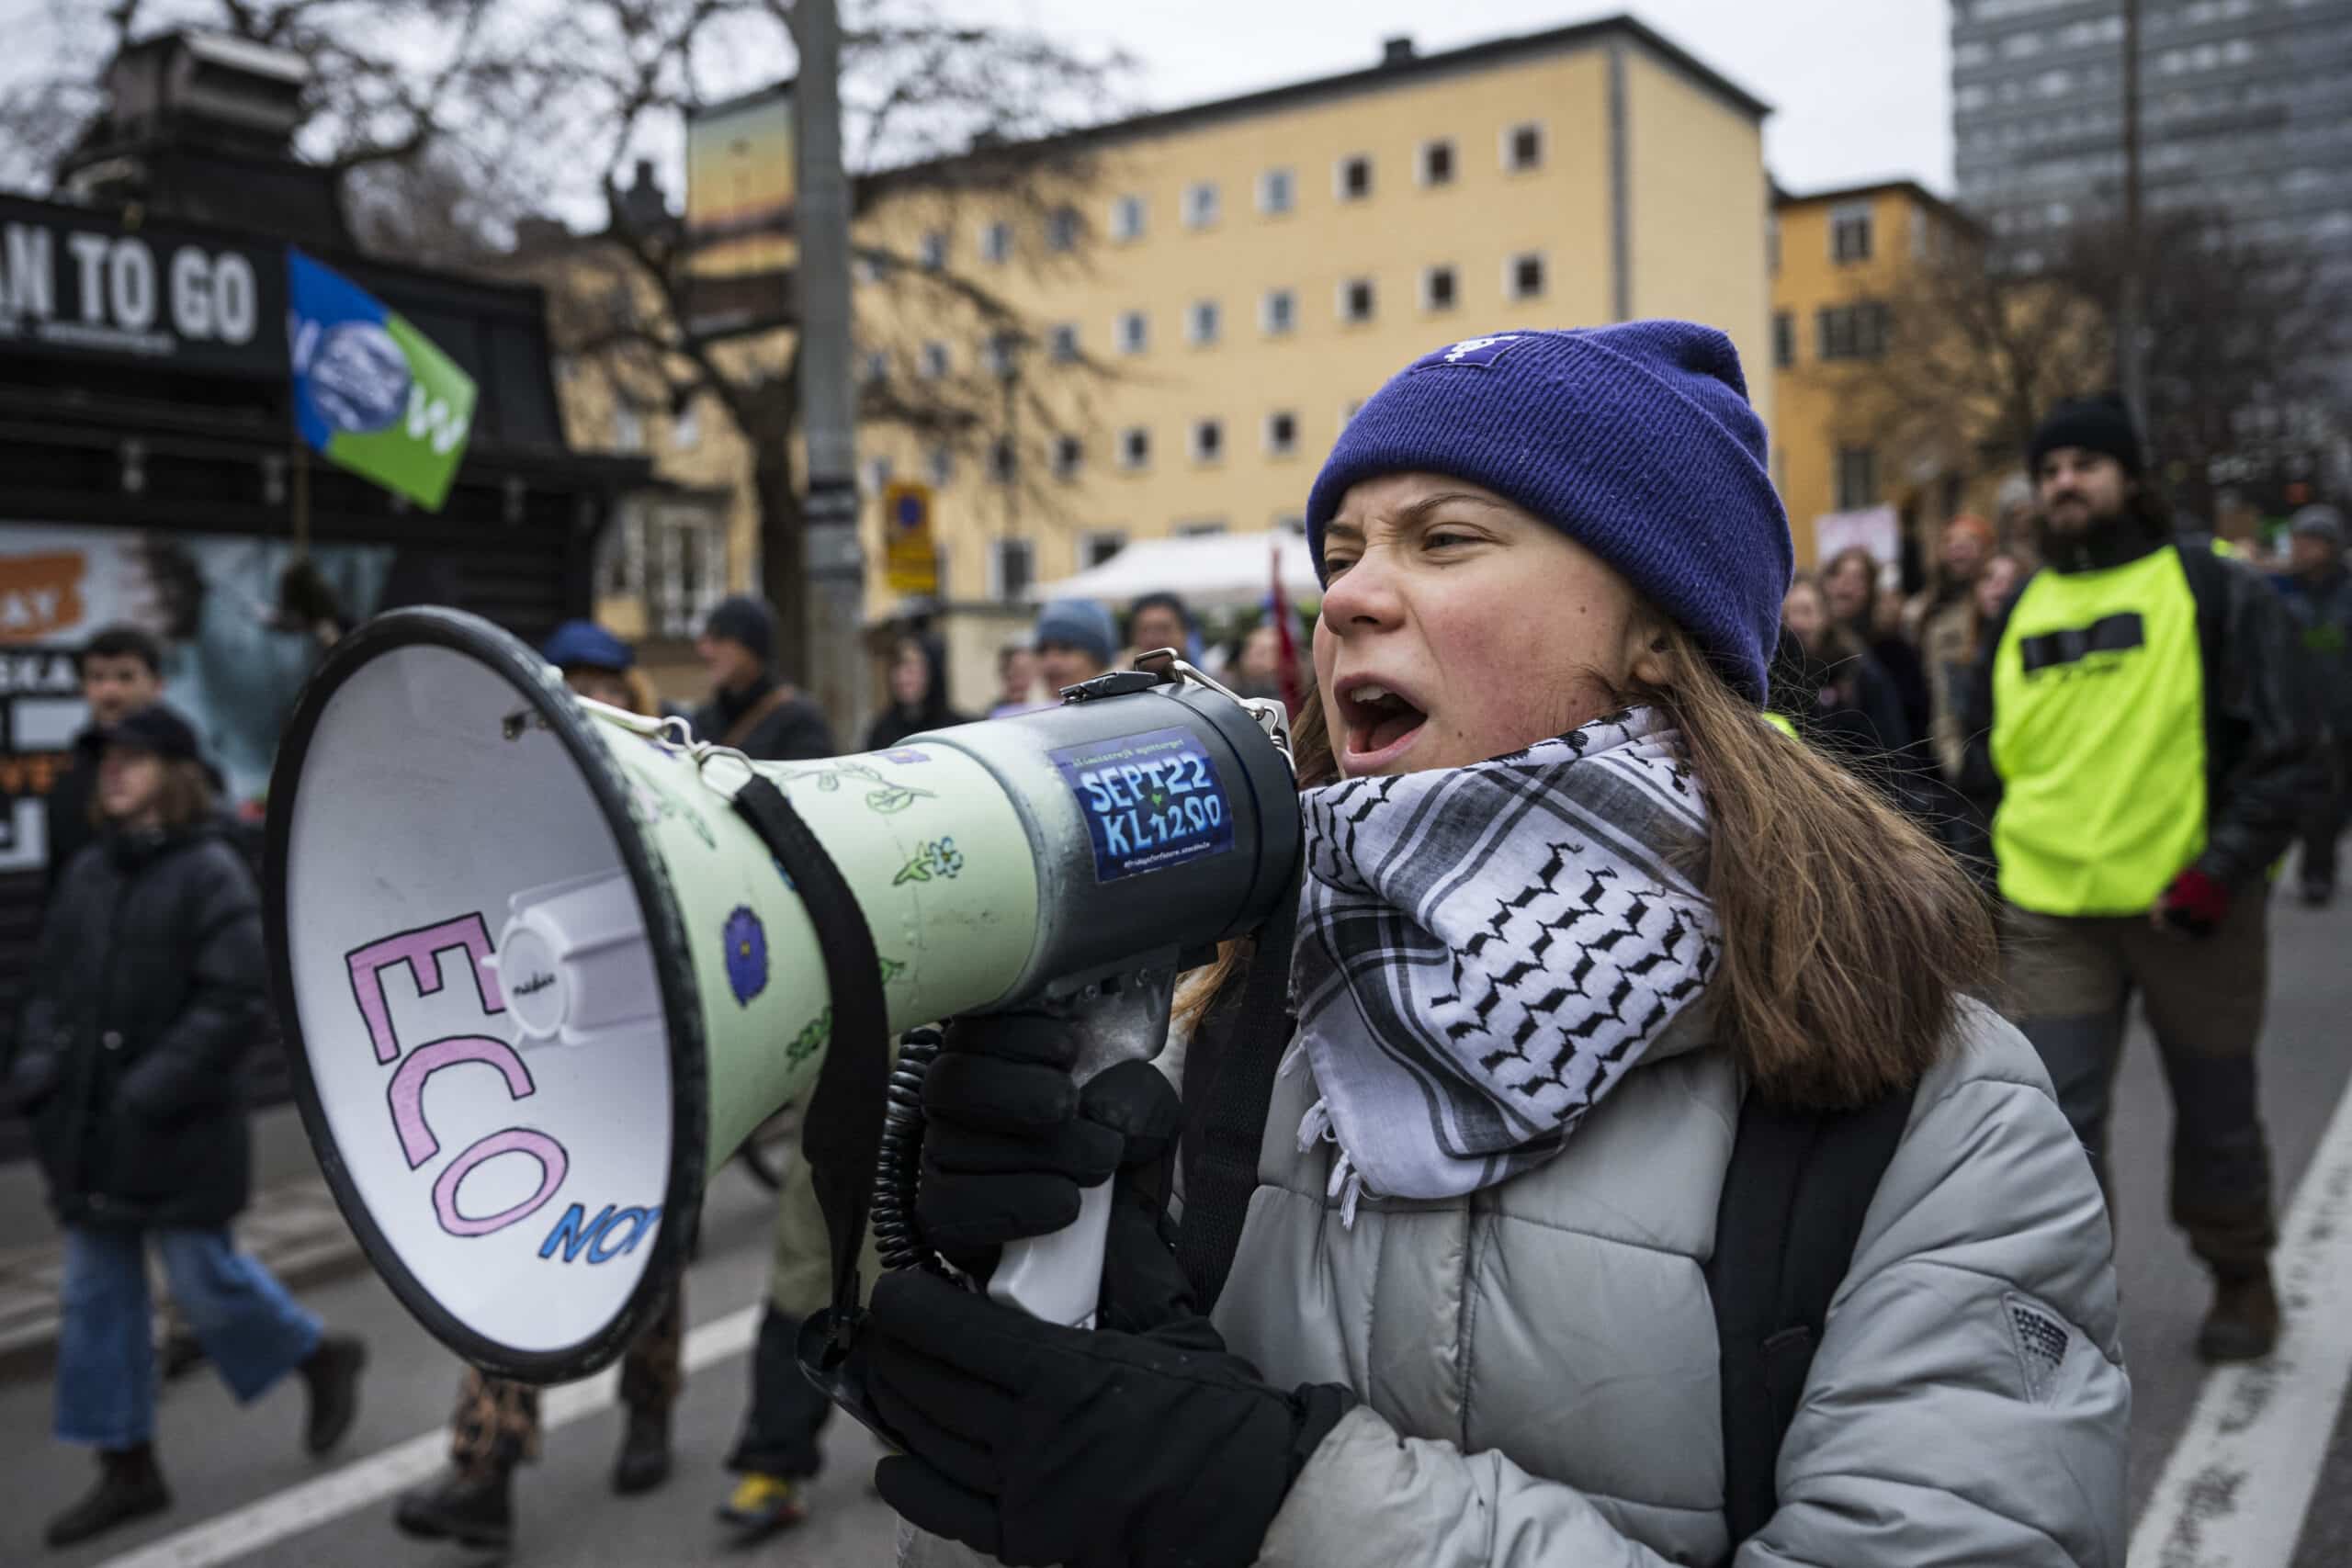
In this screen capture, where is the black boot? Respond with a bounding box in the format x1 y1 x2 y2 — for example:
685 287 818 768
2197 1265 2281 1363
392 1465 514 1549
299 1333 368 1454
611 1404 673 1495
46 1445 171 1548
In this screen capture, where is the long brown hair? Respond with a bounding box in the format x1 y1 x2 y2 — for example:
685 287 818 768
92 756 215 832
1179 625 1996 1108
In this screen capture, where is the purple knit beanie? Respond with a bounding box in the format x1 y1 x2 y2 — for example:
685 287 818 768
1305 322 1793 703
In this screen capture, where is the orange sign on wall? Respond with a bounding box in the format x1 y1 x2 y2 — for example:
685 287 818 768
0 552 85 644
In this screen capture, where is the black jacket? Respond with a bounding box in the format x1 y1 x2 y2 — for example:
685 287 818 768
1962 532 2326 890
7 822 267 1229
691 675 838 762
41 730 104 905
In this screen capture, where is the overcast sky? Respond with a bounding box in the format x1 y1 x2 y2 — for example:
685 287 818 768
948 0 1955 197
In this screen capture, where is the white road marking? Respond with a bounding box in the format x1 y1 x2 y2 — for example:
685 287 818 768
94 1303 761 1568
2130 1071 2352 1566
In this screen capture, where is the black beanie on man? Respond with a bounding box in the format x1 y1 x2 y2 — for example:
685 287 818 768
702 594 778 669
2027 394 2143 478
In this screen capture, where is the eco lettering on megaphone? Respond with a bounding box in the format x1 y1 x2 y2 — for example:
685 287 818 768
265 607 1300 1383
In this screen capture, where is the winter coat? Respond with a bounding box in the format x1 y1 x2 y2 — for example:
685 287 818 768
41 729 105 905
2273 566 2352 736
691 675 838 762
7 822 268 1229
898 997 2129 1568
1215 998 2127 1566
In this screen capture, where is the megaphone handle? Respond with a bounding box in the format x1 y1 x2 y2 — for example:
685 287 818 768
988 1182 1114 1328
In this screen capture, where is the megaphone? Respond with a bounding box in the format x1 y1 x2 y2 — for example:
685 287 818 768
265 607 1299 1384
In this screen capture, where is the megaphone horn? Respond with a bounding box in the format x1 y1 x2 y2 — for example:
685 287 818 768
266 609 1300 1383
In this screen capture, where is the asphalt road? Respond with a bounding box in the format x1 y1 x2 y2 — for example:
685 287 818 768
3 890 2348 1567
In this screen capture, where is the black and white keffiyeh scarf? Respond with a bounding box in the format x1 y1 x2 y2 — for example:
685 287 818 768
1287 706 1718 1220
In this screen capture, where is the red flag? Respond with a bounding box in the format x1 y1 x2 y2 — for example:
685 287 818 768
1272 536 1303 717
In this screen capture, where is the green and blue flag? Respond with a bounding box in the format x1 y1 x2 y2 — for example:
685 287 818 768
288 249 477 512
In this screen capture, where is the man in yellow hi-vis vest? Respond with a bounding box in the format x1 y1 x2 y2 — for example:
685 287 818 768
1964 395 2324 1365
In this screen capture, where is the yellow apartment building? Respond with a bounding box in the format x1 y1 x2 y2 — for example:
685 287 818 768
524 17 1779 712
1769 180 2009 569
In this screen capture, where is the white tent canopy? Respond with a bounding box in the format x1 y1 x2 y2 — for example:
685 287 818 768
1029 529 1320 611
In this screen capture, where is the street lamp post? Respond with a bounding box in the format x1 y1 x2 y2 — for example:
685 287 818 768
794 0 867 741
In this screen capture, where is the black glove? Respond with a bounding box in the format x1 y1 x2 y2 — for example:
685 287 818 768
863 1269 1352 1568
915 1012 1176 1283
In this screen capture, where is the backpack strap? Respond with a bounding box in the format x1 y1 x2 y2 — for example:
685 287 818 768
1707 1080 1918 1553
1174 871 1299 1314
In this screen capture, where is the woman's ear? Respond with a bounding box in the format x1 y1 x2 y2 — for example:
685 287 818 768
1623 608 1674 690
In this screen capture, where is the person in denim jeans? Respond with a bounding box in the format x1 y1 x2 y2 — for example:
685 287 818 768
6 705 366 1548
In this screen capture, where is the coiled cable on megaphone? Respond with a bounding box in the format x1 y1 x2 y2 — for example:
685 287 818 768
871 1028 946 1276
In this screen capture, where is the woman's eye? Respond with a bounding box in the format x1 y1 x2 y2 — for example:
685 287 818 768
1324 556 1357 578
1425 530 1476 551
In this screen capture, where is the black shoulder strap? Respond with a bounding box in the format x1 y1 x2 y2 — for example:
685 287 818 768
1707 1080 1918 1552
2175 538 2231 682
729 774 889 1353
1174 872 1299 1314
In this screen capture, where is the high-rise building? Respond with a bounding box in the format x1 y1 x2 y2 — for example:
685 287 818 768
1951 0 2352 296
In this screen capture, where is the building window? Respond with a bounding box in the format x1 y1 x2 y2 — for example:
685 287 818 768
1340 397 1363 424
1835 446 1879 511
1184 181 1220 229
862 349 889 385
1422 265 1458 312
989 436 1017 484
1117 310 1148 355
981 220 1012 264
1192 418 1225 464
1504 121 1545 172
1120 426 1151 470
1419 139 1456 186
672 402 702 451
1816 302 1890 361
1189 299 1222 346
1336 154 1374 201
1261 288 1296 335
1830 200 1873 263
1508 252 1546 300
1264 410 1299 457
1258 167 1295 216
863 455 894 495
920 229 949 270
927 446 955 488
1176 520 1228 538
604 499 729 638
1082 531 1126 568
612 406 644 452
1046 205 1082 254
921 341 951 378
1772 310 1795 368
1767 214 1781 275
980 333 1021 378
1046 322 1080 364
1111 194 1146 243
1340 277 1376 324
990 537 1035 603
1053 434 1084 480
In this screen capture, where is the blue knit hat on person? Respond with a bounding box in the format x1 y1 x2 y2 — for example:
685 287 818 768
1032 599 1119 669
1306 322 1793 703
540 619 634 672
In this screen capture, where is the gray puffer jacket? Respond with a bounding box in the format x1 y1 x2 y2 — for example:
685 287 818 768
900 998 2129 1567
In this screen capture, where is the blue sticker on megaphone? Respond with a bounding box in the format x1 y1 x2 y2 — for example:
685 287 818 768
1049 727 1234 882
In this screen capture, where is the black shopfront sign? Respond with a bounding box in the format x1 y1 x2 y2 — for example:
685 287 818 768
0 193 288 378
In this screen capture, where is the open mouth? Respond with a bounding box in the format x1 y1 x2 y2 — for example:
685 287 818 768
1339 682 1430 766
